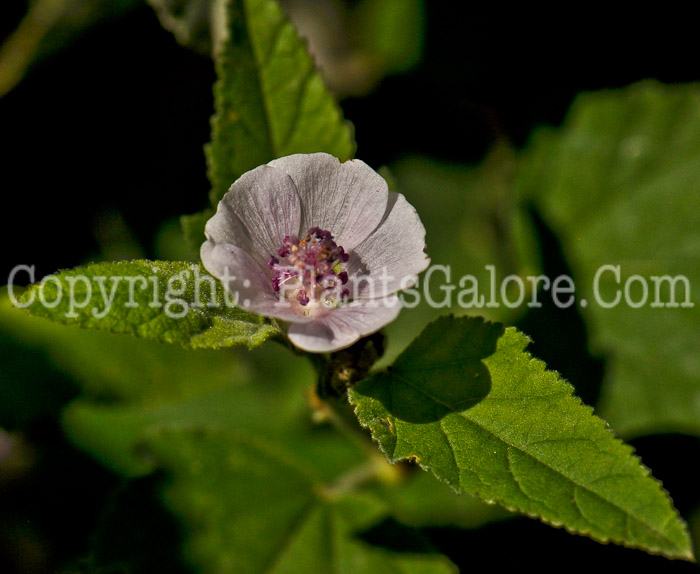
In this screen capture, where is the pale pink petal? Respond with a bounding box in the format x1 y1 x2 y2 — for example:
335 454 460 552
200 242 304 322
268 153 388 250
208 165 303 265
287 295 402 352
203 195 254 254
347 192 430 298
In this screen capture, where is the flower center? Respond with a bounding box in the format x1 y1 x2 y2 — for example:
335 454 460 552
269 227 350 311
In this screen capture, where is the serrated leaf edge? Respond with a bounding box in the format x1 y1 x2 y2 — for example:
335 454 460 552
349 320 694 561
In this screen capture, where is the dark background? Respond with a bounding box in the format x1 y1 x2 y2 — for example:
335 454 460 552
2 4 697 281
1 2 699 572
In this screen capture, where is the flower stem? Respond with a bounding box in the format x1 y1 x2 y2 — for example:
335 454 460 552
309 385 404 490
320 455 403 499
303 331 396 464
274 330 392 465
315 330 386 399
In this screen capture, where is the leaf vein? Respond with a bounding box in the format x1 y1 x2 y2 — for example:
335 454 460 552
262 499 318 573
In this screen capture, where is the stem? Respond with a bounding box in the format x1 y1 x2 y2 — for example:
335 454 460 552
310 386 376 453
306 331 399 469
322 462 379 498
320 456 403 499
315 330 386 399
275 330 398 478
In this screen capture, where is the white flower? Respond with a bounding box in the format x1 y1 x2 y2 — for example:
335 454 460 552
201 153 429 352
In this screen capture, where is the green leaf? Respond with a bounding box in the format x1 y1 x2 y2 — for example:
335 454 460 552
148 429 456 574
0 291 239 406
516 81 700 437
352 0 425 75
57 343 329 477
349 315 694 560
206 0 355 205
17 260 277 350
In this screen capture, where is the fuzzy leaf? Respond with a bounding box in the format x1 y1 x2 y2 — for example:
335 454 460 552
206 0 355 205
17 260 277 349
349 315 694 560
516 81 700 437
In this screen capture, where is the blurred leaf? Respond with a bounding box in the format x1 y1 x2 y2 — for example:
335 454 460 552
147 0 226 56
0 0 140 98
4 291 497 569
154 218 200 262
352 0 425 75
350 315 694 560
181 208 214 253
18 260 278 350
3 291 356 476
372 469 510 529
206 0 355 205
0 292 240 405
0 342 73 429
148 429 456 573
0 303 78 428
7 290 445 571
517 81 700 437
62 338 460 571
60 345 349 477
381 145 538 363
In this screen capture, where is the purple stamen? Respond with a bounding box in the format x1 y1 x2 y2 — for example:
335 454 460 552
269 227 350 309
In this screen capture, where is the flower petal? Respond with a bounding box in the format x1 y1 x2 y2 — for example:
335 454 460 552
203 196 254 254
200 241 304 322
287 295 402 352
347 191 430 298
207 165 303 265
268 153 388 250
201 241 273 304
